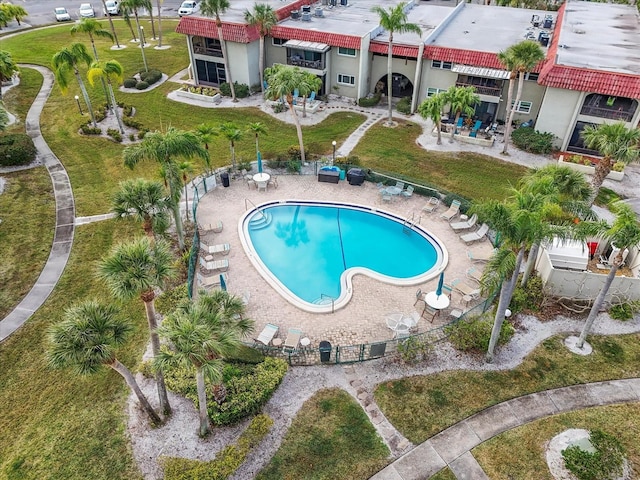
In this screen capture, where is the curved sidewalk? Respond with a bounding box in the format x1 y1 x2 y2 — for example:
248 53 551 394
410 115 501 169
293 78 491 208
370 378 640 479
0 65 75 342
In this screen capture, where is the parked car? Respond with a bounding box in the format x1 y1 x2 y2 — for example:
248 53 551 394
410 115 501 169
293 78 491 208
103 0 120 15
54 7 71 21
178 0 198 16
79 3 95 18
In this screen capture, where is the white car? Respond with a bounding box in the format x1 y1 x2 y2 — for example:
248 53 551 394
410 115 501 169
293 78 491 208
79 3 95 18
54 7 71 21
178 1 198 16
103 0 120 15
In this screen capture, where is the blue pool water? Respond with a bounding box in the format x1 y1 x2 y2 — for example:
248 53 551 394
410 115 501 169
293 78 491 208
245 203 442 306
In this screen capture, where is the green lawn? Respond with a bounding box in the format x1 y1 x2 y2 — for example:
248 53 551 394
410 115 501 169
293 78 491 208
375 334 640 445
257 388 389 480
473 404 640 480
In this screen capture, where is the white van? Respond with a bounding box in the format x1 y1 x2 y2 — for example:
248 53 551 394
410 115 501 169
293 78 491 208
104 0 120 15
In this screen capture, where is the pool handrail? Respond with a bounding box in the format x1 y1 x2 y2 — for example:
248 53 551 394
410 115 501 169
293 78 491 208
245 198 268 221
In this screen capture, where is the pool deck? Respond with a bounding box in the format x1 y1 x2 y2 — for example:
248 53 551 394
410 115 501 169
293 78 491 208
196 174 494 348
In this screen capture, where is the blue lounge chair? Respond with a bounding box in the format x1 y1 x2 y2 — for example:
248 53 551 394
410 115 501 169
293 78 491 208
309 91 316 102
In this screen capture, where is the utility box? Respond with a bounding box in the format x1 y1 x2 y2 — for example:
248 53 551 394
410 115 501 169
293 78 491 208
347 168 365 186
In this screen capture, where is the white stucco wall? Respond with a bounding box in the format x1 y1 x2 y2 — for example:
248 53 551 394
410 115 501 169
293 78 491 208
417 65 457 104
226 41 255 87
331 49 359 98
536 87 582 148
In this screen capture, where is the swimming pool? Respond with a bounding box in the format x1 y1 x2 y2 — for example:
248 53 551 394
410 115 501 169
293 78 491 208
239 201 447 313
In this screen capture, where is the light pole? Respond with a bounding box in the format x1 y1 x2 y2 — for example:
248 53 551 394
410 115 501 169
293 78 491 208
332 140 336 165
139 26 148 72
74 95 83 115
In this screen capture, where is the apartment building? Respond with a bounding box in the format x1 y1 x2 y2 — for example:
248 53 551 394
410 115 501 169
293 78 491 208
176 0 640 151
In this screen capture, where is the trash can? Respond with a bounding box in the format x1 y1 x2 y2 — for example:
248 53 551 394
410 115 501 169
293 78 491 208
347 168 365 186
220 172 230 188
339 169 346 181
319 340 332 363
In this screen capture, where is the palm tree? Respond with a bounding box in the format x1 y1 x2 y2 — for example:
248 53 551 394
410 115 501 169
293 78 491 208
48 300 162 424
156 291 253 436
141 0 157 40
244 4 278 96
195 123 218 152
111 178 171 241
52 44 97 127
0 50 19 100
98 237 176 415
70 18 115 61
177 160 194 221
121 0 146 44
371 3 422 125
3 4 28 26
518 165 594 287
201 0 237 102
247 122 266 157
99 0 122 48
418 93 446 145
581 122 640 205
498 40 545 155
575 201 640 349
443 85 480 143
219 122 243 171
123 127 209 250
87 59 125 133
122 3 138 42
301 72 322 118
155 0 164 47
264 64 316 163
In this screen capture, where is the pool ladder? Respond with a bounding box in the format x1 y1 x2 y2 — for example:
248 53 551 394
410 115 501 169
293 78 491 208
402 213 418 234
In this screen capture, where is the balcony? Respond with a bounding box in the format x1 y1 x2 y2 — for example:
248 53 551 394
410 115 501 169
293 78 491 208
287 56 325 70
579 105 634 122
455 82 502 97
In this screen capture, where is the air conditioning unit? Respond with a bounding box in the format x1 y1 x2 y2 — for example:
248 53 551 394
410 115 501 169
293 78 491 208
302 5 311 13
301 11 311 21
340 0 348 5
315 6 324 16
291 9 300 19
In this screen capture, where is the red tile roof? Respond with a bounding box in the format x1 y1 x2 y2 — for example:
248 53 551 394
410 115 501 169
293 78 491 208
425 46 504 70
369 42 420 58
176 17 260 43
270 26 361 49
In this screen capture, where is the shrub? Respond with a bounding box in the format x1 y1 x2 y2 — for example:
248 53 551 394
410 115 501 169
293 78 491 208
445 312 515 353
122 104 134 117
162 414 273 480
511 127 554 154
141 69 162 85
396 96 412 115
562 429 625 480
271 102 287 113
122 116 142 129
94 108 106 122
237 160 252 172
80 124 102 135
138 130 148 140
509 275 544 313
0 133 37 166
219 82 250 98
135 81 149 90
287 160 301 173
612 161 625 172
156 284 189 315
265 158 288 170
123 77 137 88
358 93 381 107
397 336 432 364
609 301 639 321
107 128 122 142
128 134 135 141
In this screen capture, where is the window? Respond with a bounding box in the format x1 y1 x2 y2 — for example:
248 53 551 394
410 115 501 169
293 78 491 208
337 74 355 86
272 37 287 46
511 100 532 113
431 60 452 70
338 47 356 57
525 72 539 81
426 87 446 97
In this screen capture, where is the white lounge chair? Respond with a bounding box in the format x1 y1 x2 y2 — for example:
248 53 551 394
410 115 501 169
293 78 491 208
466 266 483 283
467 249 494 263
283 327 303 354
440 200 461 221
460 223 489 244
450 213 478 232
199 256 229 272
422 197 440 214
200 242 230 256
196 271 227 290
452 279 481 298
199 220 223 235
255 323 279 346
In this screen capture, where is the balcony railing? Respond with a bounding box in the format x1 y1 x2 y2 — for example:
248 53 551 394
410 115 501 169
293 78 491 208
455 82 501 97
193 45 223 58
579 105 634 122
287 57 325 70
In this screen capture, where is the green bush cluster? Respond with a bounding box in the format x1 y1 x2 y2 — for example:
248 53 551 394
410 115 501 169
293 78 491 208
94 108 107 122
609 301 639 321
562 429 625 480
287 160 301 173
219 82 250 98
107 128 122 142
122 104 134 117
358 93 381 107
442 193 471 214
510 275 544 313
80 124 101 135
122 116 143 129
181 85 220 97
511 127 554 154
396 96 412 115
0 133 37 166
135 81 149 90
140 69 162 85
123 77 137 88
162 414 273 480
156 284 189 315
445 313 515 353
397 336 432 364
271 102 287 113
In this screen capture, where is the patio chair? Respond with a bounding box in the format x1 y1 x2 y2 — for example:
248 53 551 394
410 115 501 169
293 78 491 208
199 256 229 272
440 200 461 221
394 322 411 339
466 266 483 283
255 323 279 346
395 181 405 190
460 223 489 244
401 185 414 198
382 192 392 203
422 304 439 323
283 327 303 354
450 213 478 232
267 175 278 189
467 249 494 263
413 288 424 306
386 312 403 330
422 197 440 214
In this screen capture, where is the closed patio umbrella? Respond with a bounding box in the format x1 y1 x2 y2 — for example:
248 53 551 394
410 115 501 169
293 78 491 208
435 272 444 297
257 151 263 173
219 274 227 291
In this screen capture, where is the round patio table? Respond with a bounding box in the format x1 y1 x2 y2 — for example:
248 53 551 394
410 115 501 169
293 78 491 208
425 291 450 310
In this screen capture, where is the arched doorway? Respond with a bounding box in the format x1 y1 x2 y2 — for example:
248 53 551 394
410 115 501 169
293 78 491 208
375 73 413 98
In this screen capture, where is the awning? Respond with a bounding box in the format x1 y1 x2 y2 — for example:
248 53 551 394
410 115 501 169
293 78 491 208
451 65 511 80
283 39 331 53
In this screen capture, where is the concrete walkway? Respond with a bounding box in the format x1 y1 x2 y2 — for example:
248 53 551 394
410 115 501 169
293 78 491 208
370 378 640 479
0 65 75 342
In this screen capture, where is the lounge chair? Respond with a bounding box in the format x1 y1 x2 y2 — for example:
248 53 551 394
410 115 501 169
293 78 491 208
466 266 483 283
255 323 279 346
200 242 230 256
467 249 494 263
199 220 223 234
196 271 227 290
450 213 478 232
401 185 414 198
460 223 489 244
199 256 229 272
283 327 303 354
451 279 481 299
309 91 316 102
440 200 461 221
422 197 440 214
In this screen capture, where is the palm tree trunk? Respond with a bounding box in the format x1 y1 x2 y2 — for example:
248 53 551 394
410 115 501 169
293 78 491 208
156 0 163 47
255 134 259 156
436 118 442 145
149 9 157 40
89 34 111 107
577 263 619 348
217 24 237 102
259 36 265 95
101 0 121 48
75 71 98 127
589 157 613 206
450 112 460 143
195 367 211 436
302 95 308 118
110 358 162 424
171 201 185 250
520 242 539 288
502 72 517 154
184 180 189 222
386 38 393 125
127 17 138 41
143 297 172 415
288 100 306 163
230 140 236 170
486 248 525 363
107 82 125 134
